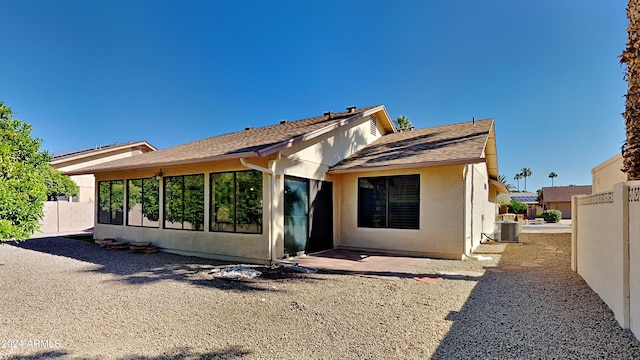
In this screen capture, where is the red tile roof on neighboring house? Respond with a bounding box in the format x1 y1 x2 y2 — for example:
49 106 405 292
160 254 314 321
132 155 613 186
329 119 495 173
541 185 592 202
67 105 389 174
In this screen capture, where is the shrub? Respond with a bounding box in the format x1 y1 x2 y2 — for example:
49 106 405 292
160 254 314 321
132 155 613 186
507 199 528 214
540 209 562 223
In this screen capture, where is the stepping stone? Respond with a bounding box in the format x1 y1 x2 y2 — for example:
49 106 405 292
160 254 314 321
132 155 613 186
501 265 524 271
413 276 442 284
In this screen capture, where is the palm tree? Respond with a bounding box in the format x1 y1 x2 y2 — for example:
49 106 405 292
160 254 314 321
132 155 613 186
514 173 523 191
499 175 516 192
621 0 640 180
548 172 558 186
393 116 414 131
521 167 532 191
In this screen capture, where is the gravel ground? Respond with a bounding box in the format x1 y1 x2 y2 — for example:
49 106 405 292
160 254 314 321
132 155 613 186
0 234 639 359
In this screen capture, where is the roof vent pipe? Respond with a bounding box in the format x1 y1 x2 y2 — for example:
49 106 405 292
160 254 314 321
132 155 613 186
324 111 333 119
280 120 289 124
346 105 356 113
472 117 475 125
245 126 254 130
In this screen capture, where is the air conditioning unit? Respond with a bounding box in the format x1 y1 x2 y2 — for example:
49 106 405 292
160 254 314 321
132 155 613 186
493 221 519 243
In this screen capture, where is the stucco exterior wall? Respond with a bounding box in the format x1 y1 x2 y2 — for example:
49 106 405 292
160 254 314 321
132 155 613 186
545 201 572 218
279 115 383 181
334 165 466 259
574 183 629 328
629 186 640 337
469 163 496 252
592 154 626 193
93 158 273 263
69 174 96 202
40 201 94 233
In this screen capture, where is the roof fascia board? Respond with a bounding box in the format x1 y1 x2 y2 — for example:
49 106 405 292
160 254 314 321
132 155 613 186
65 151 258 175
257 106 387 158
51 141 157 165
327 157 486 174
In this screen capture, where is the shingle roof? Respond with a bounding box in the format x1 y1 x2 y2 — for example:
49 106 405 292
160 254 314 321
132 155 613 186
68 105 386 174
541 186 592 202
329 119 494 173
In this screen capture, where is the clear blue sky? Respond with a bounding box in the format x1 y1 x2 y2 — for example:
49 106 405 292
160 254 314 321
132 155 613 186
1 0 628 192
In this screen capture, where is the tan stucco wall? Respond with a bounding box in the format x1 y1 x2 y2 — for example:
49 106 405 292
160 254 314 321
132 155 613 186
592 153 626 193
468 163 496 253
546 201 572 218
40 201 94 233
573 183 630 329
93 158 273 264
69 174 96 202
334 165 467 259
279 114 383 181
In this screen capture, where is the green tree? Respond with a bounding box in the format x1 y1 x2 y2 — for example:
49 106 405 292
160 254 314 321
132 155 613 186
521 167 532 191
0 102 51 241
548 171 558 187
393 116 414 131
621 0 640 180
44 166 79 200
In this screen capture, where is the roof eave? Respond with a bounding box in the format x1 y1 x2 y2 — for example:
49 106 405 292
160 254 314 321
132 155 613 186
327 157 486 174
64 151 259 175
51 141 157 165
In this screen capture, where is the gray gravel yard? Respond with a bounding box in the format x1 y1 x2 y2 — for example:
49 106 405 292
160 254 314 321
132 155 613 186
1 234 639 359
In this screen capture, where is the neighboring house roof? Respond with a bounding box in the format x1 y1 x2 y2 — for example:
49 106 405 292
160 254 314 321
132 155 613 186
541 185 592 202
329 118 497 176
51 141 157 166
510 192 539 204
67 105 394 175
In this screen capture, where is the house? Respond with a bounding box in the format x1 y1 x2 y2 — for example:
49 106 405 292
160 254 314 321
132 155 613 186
540 185 592 218
592 153 626 193
52 141 157 202
68 105 505 264
509 192 542 219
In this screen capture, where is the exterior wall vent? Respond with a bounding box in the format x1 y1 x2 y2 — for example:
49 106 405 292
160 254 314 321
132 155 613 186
370 116 377 136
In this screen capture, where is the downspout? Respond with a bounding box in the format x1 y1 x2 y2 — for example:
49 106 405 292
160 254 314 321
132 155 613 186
240 158 277 264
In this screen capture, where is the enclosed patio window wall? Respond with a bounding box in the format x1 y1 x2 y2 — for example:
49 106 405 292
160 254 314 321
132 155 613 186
357 174 420 229
98 180 124 225
210 170 263 233
164 174 205 231
127 177 160 227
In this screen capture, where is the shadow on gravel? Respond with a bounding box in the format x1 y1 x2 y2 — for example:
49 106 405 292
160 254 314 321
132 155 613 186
13 236 319 293
118 345 252 359
1 350 69 360
0 346 250 360
431 238 640 359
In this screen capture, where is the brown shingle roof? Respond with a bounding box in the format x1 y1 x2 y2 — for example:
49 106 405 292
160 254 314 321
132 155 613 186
329 119 494 173
68 105 385 174
541 186 592 202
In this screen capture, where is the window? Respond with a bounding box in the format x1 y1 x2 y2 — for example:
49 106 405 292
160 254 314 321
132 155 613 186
164 174 204 231
358 175 419 229
210 170 262 233
98 180 124 225
127 178 159 227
